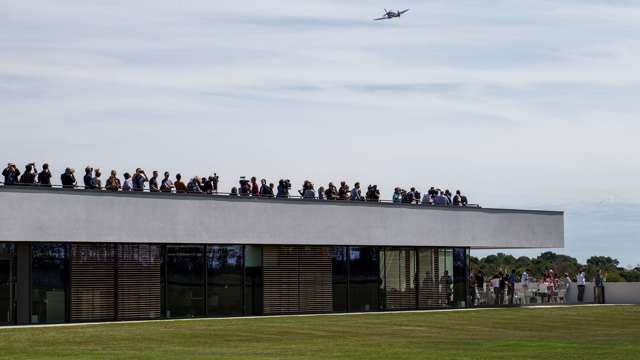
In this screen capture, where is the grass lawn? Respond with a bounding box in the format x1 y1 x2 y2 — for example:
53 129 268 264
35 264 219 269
1 305 639 360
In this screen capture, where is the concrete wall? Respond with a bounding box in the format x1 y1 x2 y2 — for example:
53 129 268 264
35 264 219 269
0 188 564 248
565 282 640 304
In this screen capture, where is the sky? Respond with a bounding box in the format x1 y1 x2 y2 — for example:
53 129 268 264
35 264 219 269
1 0 639 266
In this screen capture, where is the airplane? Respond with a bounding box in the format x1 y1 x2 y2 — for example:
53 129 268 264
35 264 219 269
374 8 409 21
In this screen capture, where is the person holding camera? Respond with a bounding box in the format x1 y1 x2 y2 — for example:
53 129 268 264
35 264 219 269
338 181 350 200
132 168 148 191
276 179 289 198
37 163 52 187
19 163 38 185
60 168 77 189
366 185 380 202
238 177 250 196
2 163 20 185
325 182 338 200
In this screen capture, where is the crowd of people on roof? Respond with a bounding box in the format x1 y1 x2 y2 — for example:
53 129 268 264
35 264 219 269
2 162 473 206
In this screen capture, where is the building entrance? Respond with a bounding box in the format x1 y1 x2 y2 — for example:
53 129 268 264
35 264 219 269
0 259 14 324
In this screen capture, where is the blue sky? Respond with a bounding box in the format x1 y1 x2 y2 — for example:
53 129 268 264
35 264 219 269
1 0 639 266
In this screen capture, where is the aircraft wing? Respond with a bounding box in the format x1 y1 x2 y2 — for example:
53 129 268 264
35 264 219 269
374 16 389 20
399 9 409 15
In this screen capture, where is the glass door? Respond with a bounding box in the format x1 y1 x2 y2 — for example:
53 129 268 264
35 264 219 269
0 259 14 324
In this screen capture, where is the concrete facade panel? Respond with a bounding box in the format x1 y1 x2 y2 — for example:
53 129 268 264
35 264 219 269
0 189 563 249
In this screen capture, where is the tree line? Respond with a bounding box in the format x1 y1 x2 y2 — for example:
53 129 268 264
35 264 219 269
470 252 640 282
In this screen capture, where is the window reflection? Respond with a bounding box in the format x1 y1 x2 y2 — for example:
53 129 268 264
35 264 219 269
166 246 205 318
207 245 243 316
348 246 381 312
332 246 348 312
32 244 67 323
0 243 15 324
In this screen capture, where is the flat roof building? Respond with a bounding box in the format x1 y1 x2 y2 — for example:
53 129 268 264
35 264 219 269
0 187 563 325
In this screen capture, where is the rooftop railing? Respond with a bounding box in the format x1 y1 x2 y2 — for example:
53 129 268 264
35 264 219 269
0 181 481 208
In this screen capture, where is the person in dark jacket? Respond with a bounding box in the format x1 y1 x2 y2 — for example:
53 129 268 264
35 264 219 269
259 179 273 197
83 166 95 189
132 168 148 191
325 182 338 200
60 168 77 189
37 163 52 187
2 163 21 185
19 163 37 185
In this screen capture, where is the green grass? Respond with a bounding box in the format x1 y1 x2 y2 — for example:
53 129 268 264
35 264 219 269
1 306 639 360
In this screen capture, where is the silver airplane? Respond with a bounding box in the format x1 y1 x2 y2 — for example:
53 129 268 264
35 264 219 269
374 8 409 21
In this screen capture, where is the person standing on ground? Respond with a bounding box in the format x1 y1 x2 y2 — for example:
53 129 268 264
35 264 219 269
475 271 485 305
491 273 501 305
563 273 572 304
508 269 516 304
521 269 529 304
594 270 605 304
577 269 586 303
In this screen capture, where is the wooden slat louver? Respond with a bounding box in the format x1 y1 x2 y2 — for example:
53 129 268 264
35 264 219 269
263 246 333 315
263 246 299 315
70 244 116 322
116 244 161 321
299 246 332 313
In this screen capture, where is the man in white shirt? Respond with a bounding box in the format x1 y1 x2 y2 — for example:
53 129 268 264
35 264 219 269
521 270 529 304
577 269 586 302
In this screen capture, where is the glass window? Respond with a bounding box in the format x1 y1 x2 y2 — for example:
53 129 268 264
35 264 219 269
439 249 454 307
418 248 436 308
166 246 205 318
383 248 416 310
348 246 381 312
32 244 68 324
207 245 243 316
332 246 348 312
0 244 15 324
453 248 468 307
244 245 262 315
